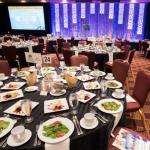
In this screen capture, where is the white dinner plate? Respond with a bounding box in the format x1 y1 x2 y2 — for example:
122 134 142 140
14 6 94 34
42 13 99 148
50 89 66 96
95 98 123 114
90 71 106 77
25 86 38 92
80 117 98 129
0 117 17 138
83 81 101 90
106 80 122 89
4 100 39 116
0 76 9 81
0 89 24 102
44 98 69 114
7 129 32 147
77 75 94 82
1 82 26 90
38 117 74 144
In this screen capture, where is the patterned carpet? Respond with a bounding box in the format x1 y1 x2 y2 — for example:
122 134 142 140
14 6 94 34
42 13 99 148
125 51 150 136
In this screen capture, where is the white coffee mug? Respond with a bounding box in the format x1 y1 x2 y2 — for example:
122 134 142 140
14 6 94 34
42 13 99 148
11 126 25 143
0 73 5 79
84 113 95 127
115 89 124 97
107 73 113 78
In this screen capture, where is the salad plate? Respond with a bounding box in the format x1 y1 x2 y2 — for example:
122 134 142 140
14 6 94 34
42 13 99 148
38 117 74 143
90 71 106 77
0 89 24 102
112 92 125 99
50 89 66 96
106 80 122 89
83 81 101 90
4 100 39 116
25 86 38 92
1 82 26 90
44 98 69 114
67 66 80 72
76 90 96 103
95 99 123 114
0 117 17 138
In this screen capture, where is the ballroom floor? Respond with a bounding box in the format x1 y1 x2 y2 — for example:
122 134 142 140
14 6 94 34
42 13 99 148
125 51 150 135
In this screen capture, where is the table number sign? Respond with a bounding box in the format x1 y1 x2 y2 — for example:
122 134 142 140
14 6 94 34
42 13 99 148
42 55 52 64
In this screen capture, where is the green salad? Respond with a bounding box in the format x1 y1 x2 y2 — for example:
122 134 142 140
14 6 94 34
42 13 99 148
69 67 78 72
0 120 10 134
101 102 120 111
43 121 69 139
17 71 26 77
107 82 118 88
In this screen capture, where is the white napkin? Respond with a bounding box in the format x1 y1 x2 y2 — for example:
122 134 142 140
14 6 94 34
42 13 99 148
45 138 70 150
126 94 136 103
111 110 123 134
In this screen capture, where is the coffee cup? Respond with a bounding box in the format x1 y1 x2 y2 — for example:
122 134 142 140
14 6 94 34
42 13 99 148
115 89 124 97
107 73 113 78
0 73 5 79
11 126 25 143
84 113 95 127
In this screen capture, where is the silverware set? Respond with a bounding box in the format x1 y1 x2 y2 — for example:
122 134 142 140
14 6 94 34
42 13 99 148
90 108 108 124
0 136 8 148
33 124 41 146
72 115 83 135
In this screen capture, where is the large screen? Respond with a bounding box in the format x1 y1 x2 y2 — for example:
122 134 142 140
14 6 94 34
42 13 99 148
8 6 45 30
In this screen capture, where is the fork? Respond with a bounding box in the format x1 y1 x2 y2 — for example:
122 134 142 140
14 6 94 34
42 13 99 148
72 116 81 135
74 116 83 135
33 125 39 146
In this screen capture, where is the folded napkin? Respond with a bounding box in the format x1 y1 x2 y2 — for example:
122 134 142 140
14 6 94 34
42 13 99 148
45 138 70 150
126 94 136 103
111 110 123 134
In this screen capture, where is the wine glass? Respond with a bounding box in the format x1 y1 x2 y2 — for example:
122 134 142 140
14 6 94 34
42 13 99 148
11 68 19 81
36 63 42 75
21 99 33 123
100 80 107 97
80 63 84 75
69 93 79 115
60 61 65 72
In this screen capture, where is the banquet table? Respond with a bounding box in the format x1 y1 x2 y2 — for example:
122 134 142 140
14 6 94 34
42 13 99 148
0 68 126 150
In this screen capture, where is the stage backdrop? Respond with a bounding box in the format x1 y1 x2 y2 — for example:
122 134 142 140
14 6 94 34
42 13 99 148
50 3 147 40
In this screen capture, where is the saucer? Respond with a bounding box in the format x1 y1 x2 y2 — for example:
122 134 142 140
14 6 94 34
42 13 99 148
0 81 3 86
80 117 98 129
7 129 32 147
0 76 8 81
50 89 66 96
112 92 125 99
105 76 115 80
84 69 91 72
25 86 38 92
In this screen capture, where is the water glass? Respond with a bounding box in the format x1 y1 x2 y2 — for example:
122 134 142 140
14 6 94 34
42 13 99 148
21 99 33 123
80 64 84 75
11 68 18 81
69 93 79 115
101 80 107 97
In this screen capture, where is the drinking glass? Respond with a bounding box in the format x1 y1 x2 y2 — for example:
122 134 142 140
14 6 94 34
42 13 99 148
36 63 42 75
100 80 107 97
60 61 65 72
11 68 19 81
69 93 79 115
21 99 33 123
80 64 84 75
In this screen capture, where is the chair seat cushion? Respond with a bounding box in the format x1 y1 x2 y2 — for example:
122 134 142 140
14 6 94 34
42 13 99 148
109 127 149 150
126 99 140 112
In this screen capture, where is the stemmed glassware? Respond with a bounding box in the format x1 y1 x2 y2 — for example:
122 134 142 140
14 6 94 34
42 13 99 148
21 99 33 123
60 61 65 73
69 93 79 115
80 63 84 75
11 68 19 81
100 80 107 98
36 63 42 75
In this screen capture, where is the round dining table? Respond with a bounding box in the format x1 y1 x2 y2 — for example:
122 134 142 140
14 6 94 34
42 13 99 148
0 68 126 150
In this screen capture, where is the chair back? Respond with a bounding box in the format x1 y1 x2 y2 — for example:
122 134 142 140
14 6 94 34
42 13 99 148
133 70 150 107
123 44 131 59
32 44 44 53
80 51 96 69
2 46 17 61
112 59 130 85
0 60 11 76
70 55 88 67
62 49 74 66
127 50 135 64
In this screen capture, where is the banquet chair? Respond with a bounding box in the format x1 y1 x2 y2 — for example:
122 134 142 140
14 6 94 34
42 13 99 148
0 60 11 76
57 38 65 53
62 49 74 66
32 44 44 53
108 127 150 150
70 55 88 67
42 54 60 67
53 45 64 61
142 41 149 56
112 59 130 85
2 46 20 70
126 70 150 135
63 42 71 49
80 51 99 69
